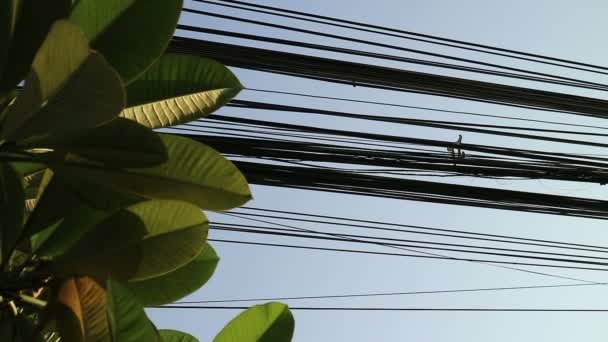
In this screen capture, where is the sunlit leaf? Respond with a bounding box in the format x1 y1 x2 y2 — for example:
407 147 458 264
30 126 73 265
70 0 183 84
53 134 251 211
1 20 124 143
214 302 294 342
52 276 110 342
0 0 71 93
52 200 208 282
127 243 219 306
121 54 243 128
35 118 167 168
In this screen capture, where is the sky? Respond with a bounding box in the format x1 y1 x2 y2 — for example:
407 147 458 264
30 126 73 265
148 1 608 341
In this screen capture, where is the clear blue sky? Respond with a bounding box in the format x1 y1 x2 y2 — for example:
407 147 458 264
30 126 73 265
148 1 608 340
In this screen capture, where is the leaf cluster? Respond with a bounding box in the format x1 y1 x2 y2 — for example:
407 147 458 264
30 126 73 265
0 1 294 341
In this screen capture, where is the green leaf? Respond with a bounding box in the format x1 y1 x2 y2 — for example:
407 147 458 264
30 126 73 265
0 0 18 85
1 20 125 143
52 276 111 342
0 0 71 93
31 202 107 257
121 54 243 129
107 279 160 342
160 330 199 342
10 161 46 177
53 134 252 211
34 118 167 168
0 162 24 266
52 200 208 282
214 302 295 342
23 170 84 242
70 0 183 84
127 243 219 306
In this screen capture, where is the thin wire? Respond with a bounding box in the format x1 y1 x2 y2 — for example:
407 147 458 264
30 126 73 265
153 305 608 312
204 0 608 72
209 238 608 272
213 214 608 283
210 223 608 262
236 208 608 252
180 8 608 90
174 282 608 304
179 26 608 92
243 88 608 132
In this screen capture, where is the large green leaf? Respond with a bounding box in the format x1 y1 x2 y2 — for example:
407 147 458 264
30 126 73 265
53 276 111 342
23 170 87 244
127 243 219 306
0 0 71 93
106 279 160 342
35 118 167 168
0 0 18 86
52 200 208 282
0 20 125 143
53 134 251 211
70 0 183 84
214 302 294 342
121 54 243 129
10 161 45 178
0 162 24 265
160 330 199 342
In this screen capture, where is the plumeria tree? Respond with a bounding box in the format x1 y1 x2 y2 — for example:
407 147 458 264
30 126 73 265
0 1 294 341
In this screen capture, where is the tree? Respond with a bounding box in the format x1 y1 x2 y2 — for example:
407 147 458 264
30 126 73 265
0 0 294 341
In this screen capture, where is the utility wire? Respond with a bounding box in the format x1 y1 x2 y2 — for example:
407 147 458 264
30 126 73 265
175 282 608 304
215 213 607 284
153 305 608 312
209 239 608 272
179 25 608 92
169 38 608 118
243 88 608 132
211 223 608 262
203 0 608 73
179 9 608 91
235 208 608 253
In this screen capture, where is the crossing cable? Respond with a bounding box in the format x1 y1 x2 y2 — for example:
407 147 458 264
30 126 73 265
153 305 608 312
235 207 608 253
211 223 608 268
215 213 608 284
169 38 608 118
228 100 608 147
208 239 608 273
177 25 608 92
202 0 608 73
243 88 608 132
179 129 608 184
182 5 608 83
174 282 608 304
193 116 608 167
210 223 608 260
229 99 608 137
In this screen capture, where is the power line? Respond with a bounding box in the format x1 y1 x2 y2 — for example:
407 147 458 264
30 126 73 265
179 25 608 92
213 219 608 255
174 282 608 304
211 224 608 265
209 239 608 272
243 88 608 132
169 38 608 118
202 0 608 73
236 207 608 252
213 212 608 284
154 305 608 312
